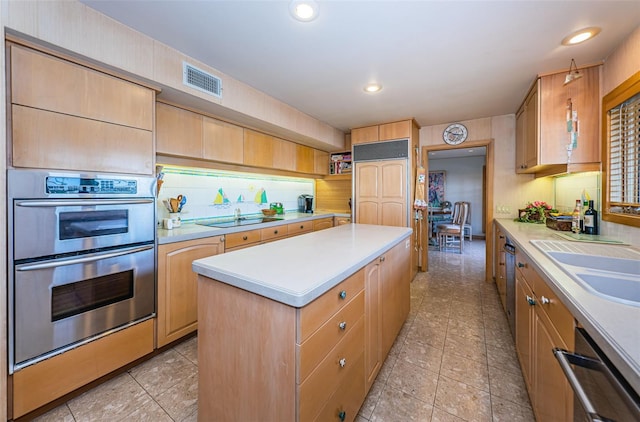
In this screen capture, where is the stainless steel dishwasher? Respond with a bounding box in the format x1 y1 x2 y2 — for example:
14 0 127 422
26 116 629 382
555 327 640 421
504 237 516 336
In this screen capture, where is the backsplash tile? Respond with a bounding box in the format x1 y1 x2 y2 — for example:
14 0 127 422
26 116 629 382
554 172 600 213
156 166 314 222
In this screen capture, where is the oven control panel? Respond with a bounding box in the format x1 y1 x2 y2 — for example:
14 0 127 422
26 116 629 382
46 176 137 195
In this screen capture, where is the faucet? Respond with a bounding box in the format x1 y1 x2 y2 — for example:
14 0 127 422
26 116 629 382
234 208 242 220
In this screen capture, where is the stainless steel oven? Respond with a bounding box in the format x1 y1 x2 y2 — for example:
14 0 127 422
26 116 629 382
8 169 156 373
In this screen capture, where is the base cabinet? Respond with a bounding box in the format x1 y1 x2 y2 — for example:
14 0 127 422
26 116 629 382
313 217 334 231
514 254 574 422
157 236 224 347
494 225 507 309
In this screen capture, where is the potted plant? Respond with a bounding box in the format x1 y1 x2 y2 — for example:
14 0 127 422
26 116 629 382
517 201 557 223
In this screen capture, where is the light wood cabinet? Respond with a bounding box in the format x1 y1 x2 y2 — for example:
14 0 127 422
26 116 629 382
314 150 330 175
288 221 313 236
313 217 334 231
364 259 382 390
202 116 244 164
494 225 507 310
273 137 297 171
10 44 154 175
514 252 575 422
224 228 262 251
351 125 379 145
156 102 203 158
354 159 407 227
157 236 224 347
516 65 600 174
243 129 274 168
380 240 411 357
379 120 412 141
335 216 351 226
296 144 315 173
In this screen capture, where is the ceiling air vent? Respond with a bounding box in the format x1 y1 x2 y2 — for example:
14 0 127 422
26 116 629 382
183 62 222 98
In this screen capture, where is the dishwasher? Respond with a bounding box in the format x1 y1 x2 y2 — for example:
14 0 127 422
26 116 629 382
504 237 516 336
555 327 640 421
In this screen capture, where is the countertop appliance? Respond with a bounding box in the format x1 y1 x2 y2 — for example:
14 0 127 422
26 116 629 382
298 194 313 213
504 237 516 336
555 327 640 421
8 169 156 373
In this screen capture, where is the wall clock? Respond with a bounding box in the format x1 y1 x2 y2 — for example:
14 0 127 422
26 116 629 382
443 123 468 145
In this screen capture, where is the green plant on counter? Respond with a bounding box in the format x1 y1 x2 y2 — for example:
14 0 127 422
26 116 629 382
516 201 557 223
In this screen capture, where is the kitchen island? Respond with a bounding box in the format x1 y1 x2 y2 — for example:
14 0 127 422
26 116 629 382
192 223 412 421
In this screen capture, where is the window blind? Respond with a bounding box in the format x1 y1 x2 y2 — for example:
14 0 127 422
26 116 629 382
608 92 640 214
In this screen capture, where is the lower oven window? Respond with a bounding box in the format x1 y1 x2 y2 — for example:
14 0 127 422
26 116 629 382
51 270 134 321
59 210 129 240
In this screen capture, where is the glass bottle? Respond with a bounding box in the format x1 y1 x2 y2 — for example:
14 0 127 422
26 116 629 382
571 200 581 234
583 200 598 235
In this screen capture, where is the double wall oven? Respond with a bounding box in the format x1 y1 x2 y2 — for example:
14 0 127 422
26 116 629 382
8 169 156 373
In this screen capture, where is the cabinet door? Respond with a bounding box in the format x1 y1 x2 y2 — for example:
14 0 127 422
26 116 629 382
354 162 380 225
381 241 410 358
273 137 297 171
364 259 382 389
539 66 600 165
533 312 573 422
515 106 527 173
351 125 379 144
379 160 407 227
202 117 244 164
314 150 330 175
313 218 334 231
515 273 534 396
379 120 411 141
524 83 539 170
156 102 203 158
157 237 224 347
244 129 274 168
296 145 315 173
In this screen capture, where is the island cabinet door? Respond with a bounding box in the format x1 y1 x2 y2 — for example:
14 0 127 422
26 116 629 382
380 239 411 357
364 258 383 390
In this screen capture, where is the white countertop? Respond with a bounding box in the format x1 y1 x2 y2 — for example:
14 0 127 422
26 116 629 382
157 211 349 244
495 219 640 393
192 223 412 308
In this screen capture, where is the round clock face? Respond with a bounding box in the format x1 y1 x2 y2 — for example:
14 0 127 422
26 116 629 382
443 123 468 145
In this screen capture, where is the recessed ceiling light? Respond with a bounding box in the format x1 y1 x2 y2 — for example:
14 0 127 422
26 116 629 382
289 0 319 22
561 27 601 46
364 83 382 93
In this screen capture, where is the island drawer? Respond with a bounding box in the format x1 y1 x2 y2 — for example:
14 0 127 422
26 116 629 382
298 316 364 422
297 291 364 382
312 353 365 422
225 229 262 249
261 225 288 241
288 221 313 235
298 268 365 342
530 270 575 347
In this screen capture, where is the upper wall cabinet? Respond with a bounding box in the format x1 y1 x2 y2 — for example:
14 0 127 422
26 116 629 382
9 44 155 175
156 102 203 158
203 117 244 164
351 120 413 145
515 65 601 175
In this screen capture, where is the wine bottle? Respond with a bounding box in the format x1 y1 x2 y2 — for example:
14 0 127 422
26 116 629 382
571 200 581 234
583 200 598 235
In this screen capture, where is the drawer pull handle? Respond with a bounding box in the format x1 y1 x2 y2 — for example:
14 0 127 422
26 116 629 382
540 295 550 305
300 225 304 229
243 235 248 241
339 358 346 368
339 290 347 300
517 262 526 268
338 411 346 421
339 321 347 330
274 230 278 234
380 256 385 262
526 295 536 306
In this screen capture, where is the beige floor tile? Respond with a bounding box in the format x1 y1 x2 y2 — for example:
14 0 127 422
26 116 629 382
370 386 433 422
440 351 490 392
488 364 531 406
181 408 198 422
173 335 198 365
66 373 154 422
430 406 466 421
386 359 439 404
359 377 385 420
434 375 492 422
485 342 522 375
129 349 198 398
155 372 198 420
446 319 485 343
407 321 447 349
31 404 75 422
121 399 173 421
491 395 536 422
443 332 487 363
399 338 444 373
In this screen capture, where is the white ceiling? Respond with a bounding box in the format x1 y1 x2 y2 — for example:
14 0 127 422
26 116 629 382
80 1 639 133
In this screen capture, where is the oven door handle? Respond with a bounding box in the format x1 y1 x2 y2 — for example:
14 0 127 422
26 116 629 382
15 199 154 207
16 245 154 271
554 348 608 422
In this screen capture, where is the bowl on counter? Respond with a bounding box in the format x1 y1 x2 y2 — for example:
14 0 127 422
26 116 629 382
261 208 277 216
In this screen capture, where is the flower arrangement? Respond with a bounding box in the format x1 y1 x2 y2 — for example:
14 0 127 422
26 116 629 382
517 201 557 223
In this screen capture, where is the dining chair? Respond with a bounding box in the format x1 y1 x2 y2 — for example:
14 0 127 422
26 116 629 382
462 202 472 241
436 201 469 253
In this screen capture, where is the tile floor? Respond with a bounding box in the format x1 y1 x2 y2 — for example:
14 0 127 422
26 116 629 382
33 240 534 422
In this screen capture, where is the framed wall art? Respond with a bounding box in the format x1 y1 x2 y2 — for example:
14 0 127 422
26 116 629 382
428 171 446 206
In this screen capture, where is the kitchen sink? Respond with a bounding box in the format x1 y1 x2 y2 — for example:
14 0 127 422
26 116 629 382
197 217 283 228
530 239 640 307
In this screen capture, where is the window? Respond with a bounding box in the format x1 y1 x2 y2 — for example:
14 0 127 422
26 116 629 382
602 72 640 227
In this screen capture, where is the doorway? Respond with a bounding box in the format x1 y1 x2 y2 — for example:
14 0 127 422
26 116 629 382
421 139 495 281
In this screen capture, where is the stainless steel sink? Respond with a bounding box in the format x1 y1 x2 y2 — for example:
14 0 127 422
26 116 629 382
197 217 283 228
530 239 640 306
